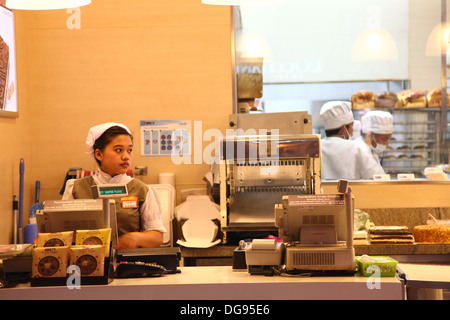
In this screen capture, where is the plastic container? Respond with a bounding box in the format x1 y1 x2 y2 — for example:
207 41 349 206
355 255 398 277
427 213 450 226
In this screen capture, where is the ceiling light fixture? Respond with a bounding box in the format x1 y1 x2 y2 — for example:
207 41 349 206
201 0 243 4
351 29 399 61
5 0 91 10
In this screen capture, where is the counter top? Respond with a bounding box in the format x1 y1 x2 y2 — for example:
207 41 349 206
180 243 450 258
397 263 450 289
322 179 450 185
354 243 450 255
0 266 404 300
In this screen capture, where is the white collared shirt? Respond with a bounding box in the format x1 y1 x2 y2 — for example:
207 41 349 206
321 137 385 180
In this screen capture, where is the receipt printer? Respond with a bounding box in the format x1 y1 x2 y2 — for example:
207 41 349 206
245 239 284 275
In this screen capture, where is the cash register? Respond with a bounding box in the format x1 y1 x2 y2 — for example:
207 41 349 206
245 180 356 276
3 184 180 286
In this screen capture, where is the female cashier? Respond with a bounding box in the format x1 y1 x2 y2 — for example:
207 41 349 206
62 123 166 248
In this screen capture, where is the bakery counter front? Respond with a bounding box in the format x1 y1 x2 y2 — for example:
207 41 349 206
182 180 450 265
321 179 450 210
323 179 450 245
1 180 448 301
0 266 404 300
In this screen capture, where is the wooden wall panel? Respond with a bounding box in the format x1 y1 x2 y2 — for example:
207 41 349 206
0 0 232 243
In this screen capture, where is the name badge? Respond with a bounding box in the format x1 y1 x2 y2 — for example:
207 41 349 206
121 196 138 209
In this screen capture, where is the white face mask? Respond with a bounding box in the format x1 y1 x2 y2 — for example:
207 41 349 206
370 135 387 154
371 143 386 154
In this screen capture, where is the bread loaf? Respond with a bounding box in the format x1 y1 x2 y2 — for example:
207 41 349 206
351 90 375 109
375 91 399 109
426 88 449 108
397 89 427 108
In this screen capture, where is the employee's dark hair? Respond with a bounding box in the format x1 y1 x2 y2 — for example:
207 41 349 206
325 127 341 137
93 126 133 166
325 124 350 138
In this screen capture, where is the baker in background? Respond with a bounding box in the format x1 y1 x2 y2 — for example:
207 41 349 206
360 110 393 164
320 101 384 180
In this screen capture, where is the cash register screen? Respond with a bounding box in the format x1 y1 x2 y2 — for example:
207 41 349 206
36 199 118 245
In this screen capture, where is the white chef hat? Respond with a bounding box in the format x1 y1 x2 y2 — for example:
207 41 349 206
320 101 354 130
361 111 393 135
86 122 131 157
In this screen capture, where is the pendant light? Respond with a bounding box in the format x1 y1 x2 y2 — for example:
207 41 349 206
425 23 450 57
201 0 283 5
201 0 242 4
5 0 91 10
351 29 399 61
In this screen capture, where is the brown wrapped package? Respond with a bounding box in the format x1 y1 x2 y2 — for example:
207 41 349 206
37 231 73 247
32 246 70 278
70 245 105 277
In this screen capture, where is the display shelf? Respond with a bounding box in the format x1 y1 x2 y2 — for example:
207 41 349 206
354 107 443 176
383 167 430 172
389 140 435 144
384 149 433 153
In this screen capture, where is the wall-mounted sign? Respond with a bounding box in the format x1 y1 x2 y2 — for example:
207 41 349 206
140 120 191 157
0 5 18 118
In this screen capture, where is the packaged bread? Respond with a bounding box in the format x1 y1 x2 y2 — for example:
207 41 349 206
397 89 427 108
37 231 73 247
32 246 70 278
70 245 105 277
351 90 375 109
375 91 399 109
76 228 111 257
426 88 450 108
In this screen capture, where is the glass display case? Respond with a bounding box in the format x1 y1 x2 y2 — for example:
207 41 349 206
354 108 444 177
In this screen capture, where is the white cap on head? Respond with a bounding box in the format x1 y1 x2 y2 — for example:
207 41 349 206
361 111 393 134
320 101 354 130
86 122 131 157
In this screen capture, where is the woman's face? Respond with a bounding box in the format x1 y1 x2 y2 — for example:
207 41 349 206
372 133 392 147
95 134 133 177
